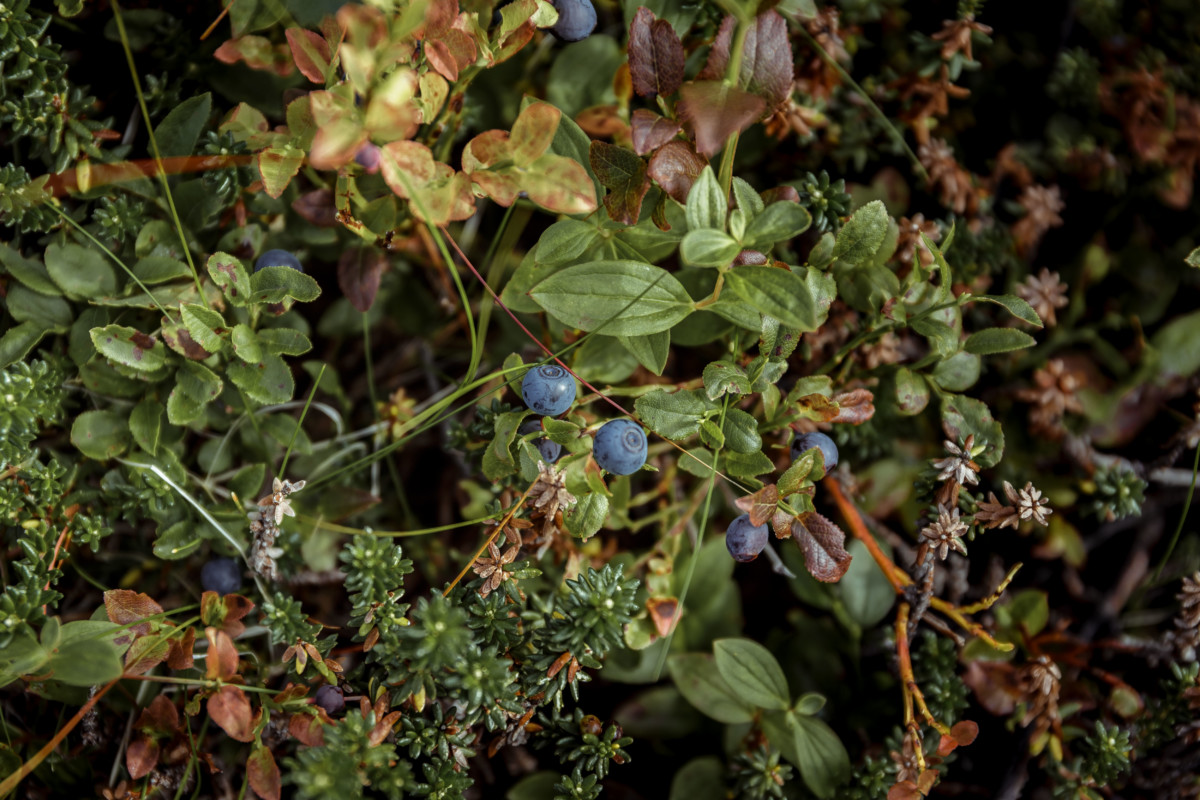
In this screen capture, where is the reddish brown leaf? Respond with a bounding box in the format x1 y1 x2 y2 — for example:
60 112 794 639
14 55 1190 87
248 745 282 800
962 660 1020 716
793 512 852 582
208 685 255 742
425 30 476 82
795 393 840 422
205 627 240 681
630 109 681 156
887 781 924 800
950 720 979 746
771 509 794 540
646 596 679 637
136 695 180 736
678 80 765 157
699 12 794 111
369 710 402 747
574 105 629 139
105 590 164 641
285 28 331 84
761 185 801 205
167 626 195 671
735 484 780 527
125 634 170 676
510 101 561 167
629 7 685 99
289 712 327 747
338 247 387 313
291 188 338 227
646 140 707 204
829 389 876 425
734 249 769 266
126 736 160 780
214 36 295 77
589 141 651 225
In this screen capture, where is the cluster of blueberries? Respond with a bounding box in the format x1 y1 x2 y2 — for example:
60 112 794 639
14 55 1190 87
725 432 839 563
520 365 648 476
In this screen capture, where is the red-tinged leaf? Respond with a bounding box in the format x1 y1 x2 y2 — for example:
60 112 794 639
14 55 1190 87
699 12 794 111
589 141 650 225
523 153 599 215
257 146 304 199
205 627 240 681
248 745 282 800
369 710 402 746
961 661 1019 716
161 323 211 361
124 634 170 676
126 736 159 780
289 712 327 746
917 770 938 794
771 509 794 540
646 140 707 204
379 140 438 198
631 109 681 156
136 694 180 735
887 781 923 800
793 512 852 582
646 596 679 637
421 0 459 36
105 590 164 641
219 594 256 638
574 105 629 139
363 68 421 141
511 102 561 167
338 247 387 313
950 720 979 746
167 626 195 670
678 81 765 158
285 28 331 83
629 7 686 98
308 90 366 170
292 188 338 227
208 685 255 742
735 484 779 527
425 29 477 82
493 20 536 65
829 389 876 425
761 185 801 205
795 393 841 422
461 129 512 172
214 36 296 77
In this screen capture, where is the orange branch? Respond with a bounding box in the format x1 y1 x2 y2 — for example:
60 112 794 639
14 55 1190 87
443 484 534 597
824 477 911 593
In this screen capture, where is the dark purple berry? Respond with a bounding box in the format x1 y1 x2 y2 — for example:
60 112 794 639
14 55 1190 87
201 557 242 595
254 249 304 273
521 365 576 417
549 0 596 42
593 418 647 475
314 685 344 715
726 513 769 563
791 431 838 473
519 420 562 463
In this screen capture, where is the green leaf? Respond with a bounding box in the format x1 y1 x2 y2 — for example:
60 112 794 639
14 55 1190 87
779 449 817 495
941 393 1004 468
506 771 560 800
975 294 1043 328
257 327 313 356
129 399 164 456
668 757 727 800
685 166 726 231
723 448 775 478
910 315 959 357
153 520 203 560
786 712 851 798
566 491 609 540
231 324 263 363
230 463 267 501
132 256 192 285
702 360 751 401
487 409 527 472
258 144 305 199
168 362 223 425
634 388 714 439
0 242 60 295
44 242 118 298
725 266 817 331
731 177 764 218
46 635 124 686
181 304 227 355
931 351 981 392
1151 310 1200 378
227 353 295 404
680 229 740 267
90 325 169 372
713 638 789 710
250 266 322 304
963 327 1037 355
0 629 48 688
794 693 827 716
5 284 71 331
839 539 895 627
760 315 802 359
535 219 602 266
0 322 50 367
530 260 693 336
831 200 888 267
618 330 670 375
678 446 716 477
71 410 130 460
153 92 211 157
893 367 930 415
207 252 252 305
745 201 811 248
667 653 756 723
1187 246 1200 268
720 408 762 454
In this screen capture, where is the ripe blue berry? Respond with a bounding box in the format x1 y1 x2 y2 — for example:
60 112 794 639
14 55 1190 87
254 248 304 273
520 420 562 463
314 685 345 716
549 0 597 42
521 365 576 417
726 513 769 563
791 431 838 473
593 418 647 475
201 557 242 595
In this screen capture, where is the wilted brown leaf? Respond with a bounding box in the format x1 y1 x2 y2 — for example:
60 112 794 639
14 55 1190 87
699 12 794 111
735 484 779 527
126 736 159 781
248 745 282 800
646 596 679 637
124 634 170 677
937 720 979 756
794 393 840 422
629 7 685 99
771 509 795 540
425 29 476 82
793 512 852 582
590 141 651 225
631 109 682 155
205 627 240 681
167 626 196 671
208 685 255 742
338 247 387 313
829 389 876 425
289 711 327 746
647 140 707 203
105 589 164 641
136 694 180 735
678 81 765 157
574 105 630 139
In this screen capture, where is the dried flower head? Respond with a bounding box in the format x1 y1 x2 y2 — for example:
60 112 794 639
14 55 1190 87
930 16 993 63
896 214 941 267
1006 481 1052 526
472 538 520 597
1016 268 1070 327
1179 573 1200 631
919 138 975 215
1017 655 1062 738
249 477 306 581
527 461 576 544
933 436 981 487
920 504 969 560
1016 359 1084 437
1012 184 1064 256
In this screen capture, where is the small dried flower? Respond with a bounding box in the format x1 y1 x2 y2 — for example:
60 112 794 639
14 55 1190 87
1016 359 1084 437
763 93 827 141
1017 655 1061 737
896 214 941 267
473 539 519 597
527 461 576 544
919 138 975 215
1016 268 1070 327
890 730 923 784
974 493 1018 530
1005 481 1052 526
920 504 969 560
1178 572 1200 631
933 436 981 487
930 16 993 63
1012 184 1064 256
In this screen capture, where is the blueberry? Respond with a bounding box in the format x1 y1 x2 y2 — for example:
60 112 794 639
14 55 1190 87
254 249 304 273
314 685 345 716
521 365 576 417
201 557 242 595
549 0 596 42
593 418 647 475
791 431 838 473
519 420 563 463
726 513 769 563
